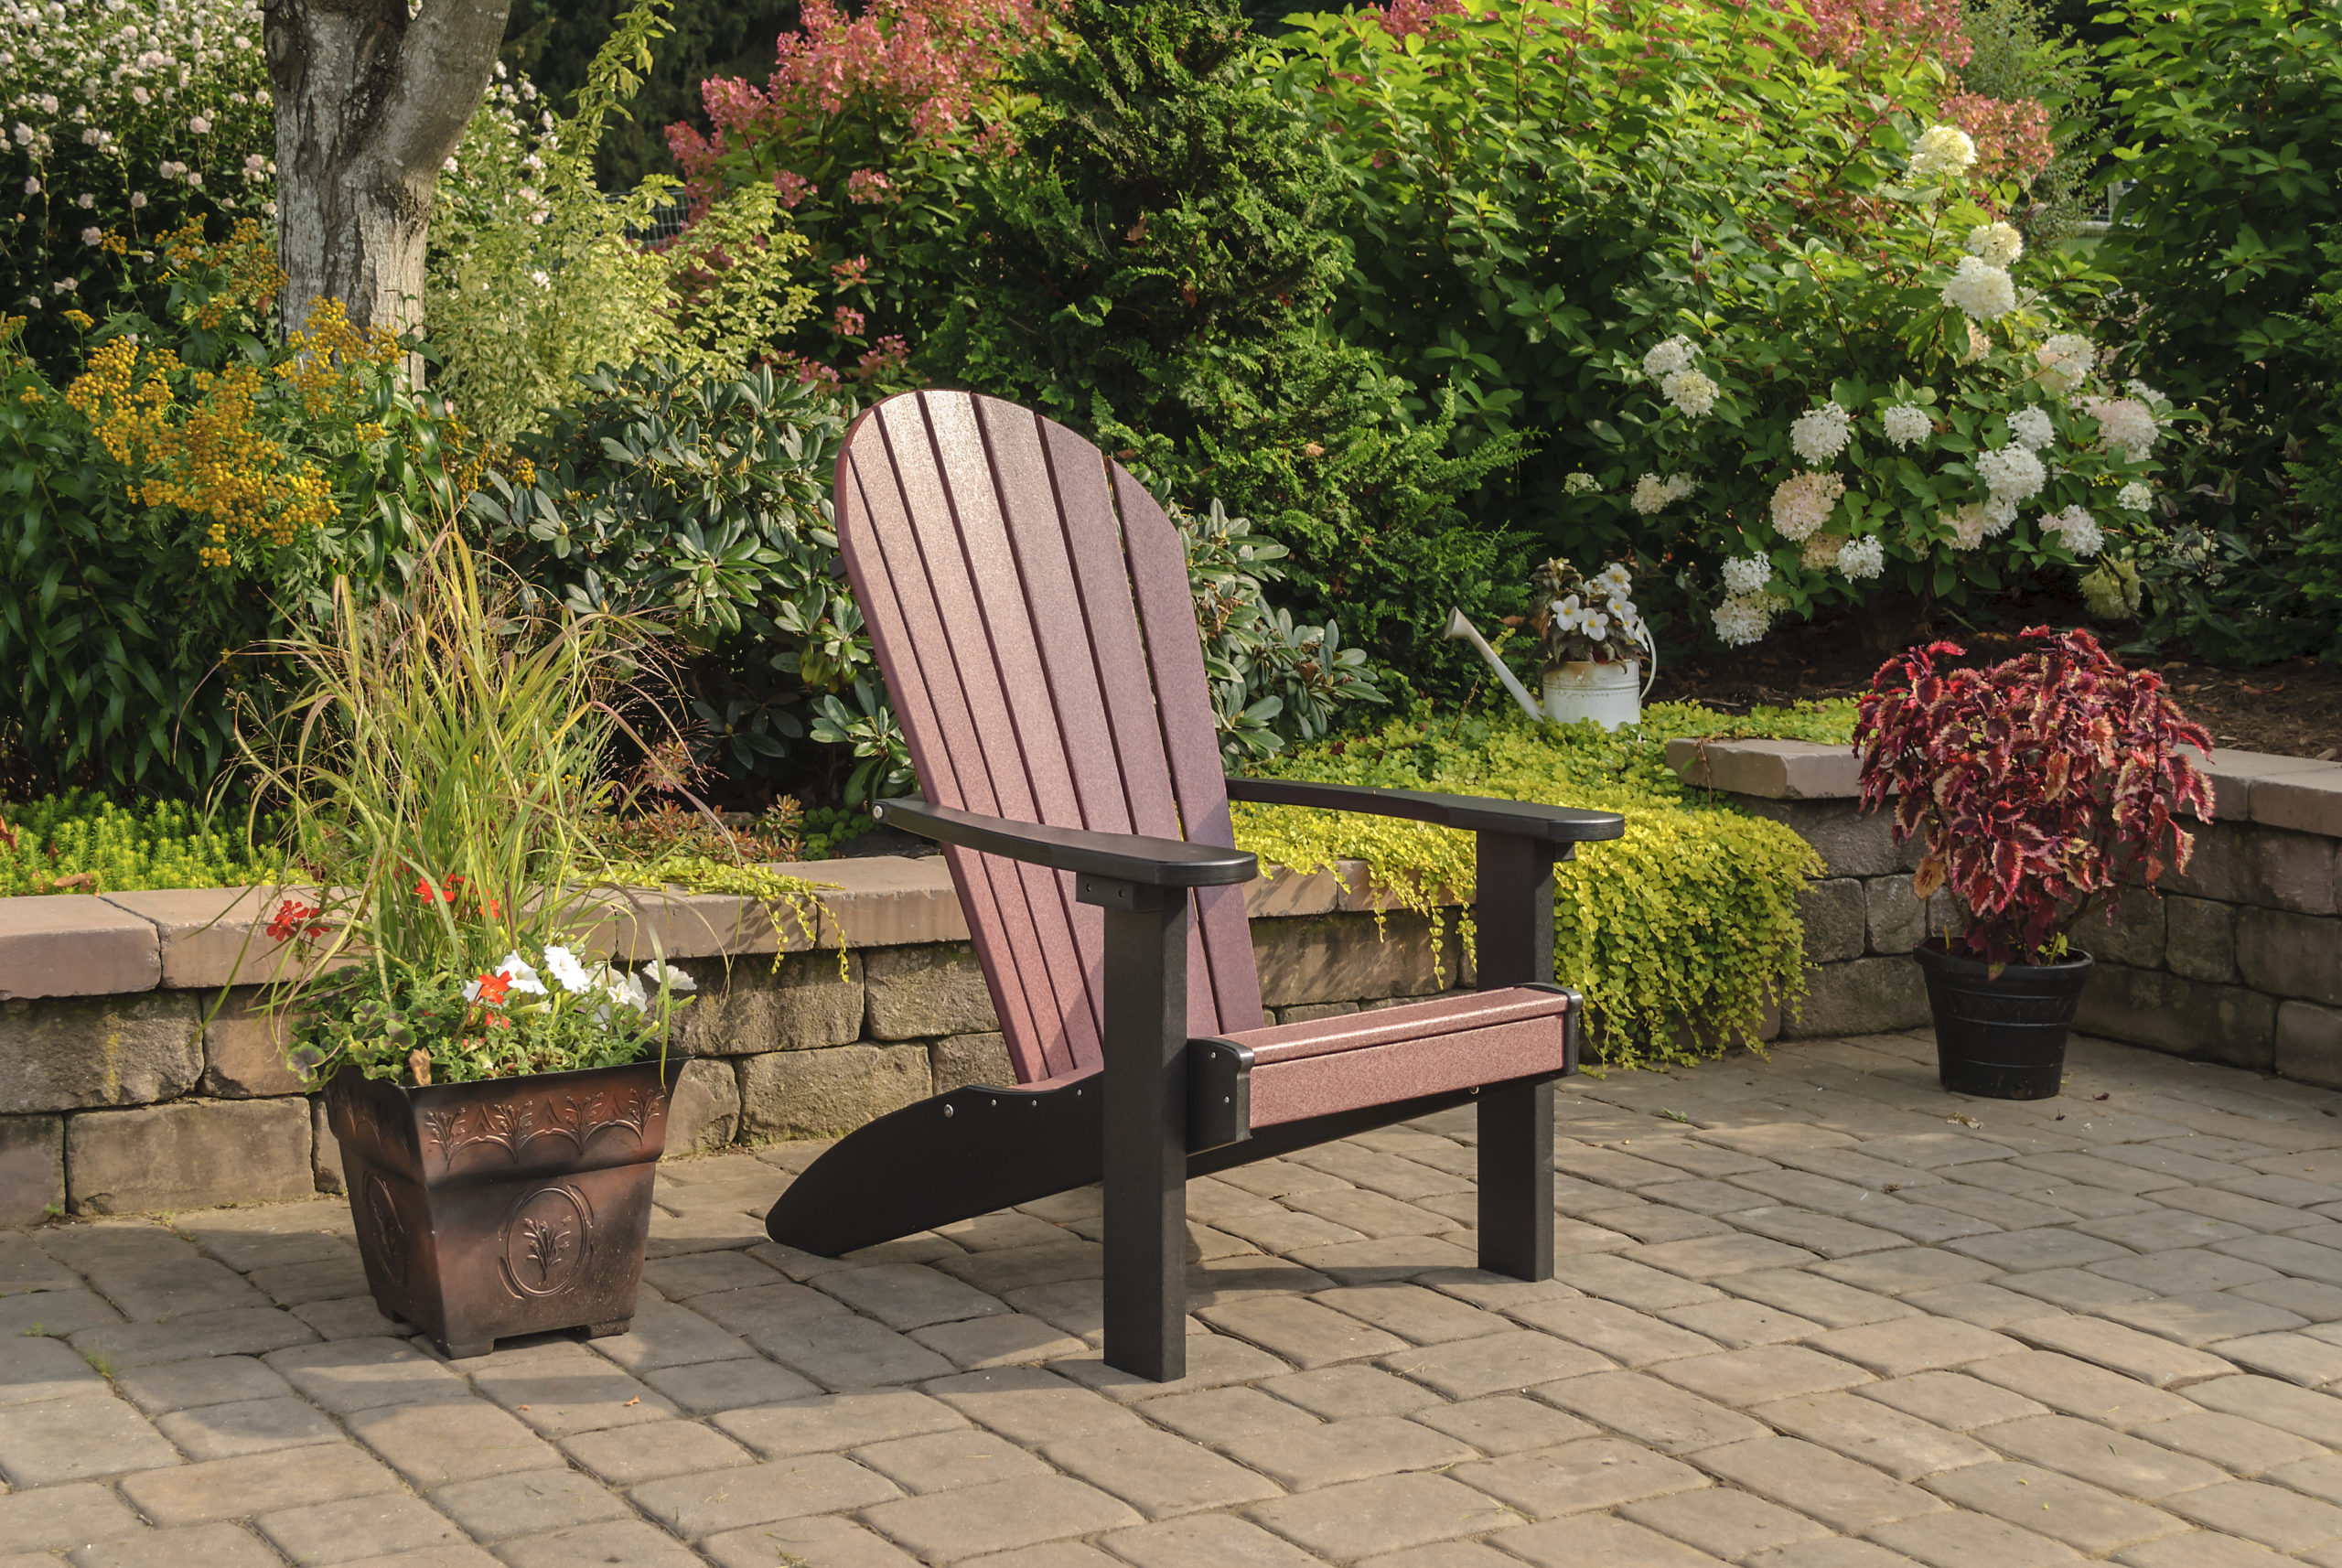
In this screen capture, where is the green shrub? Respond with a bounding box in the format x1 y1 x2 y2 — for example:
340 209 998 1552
926 0 1525 688
0 223 461 795
1230 703 1841 1065
0 790 280 895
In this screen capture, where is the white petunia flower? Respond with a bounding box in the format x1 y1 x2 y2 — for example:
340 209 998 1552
2043 504 2104 558
2036 333 2096 395
1836 535 1886 580
2005 405 2055 451
1641 335 1696 380
491 952 546 995
1882 404 1932 449
1976 445 2047 502
1721 554 1771 596
1941 256 2016 321
1770 470 1846 541
1660 367 1718 418
1908 124 1978 183
1789 403 1853 467
1712 593 1774 646
639 959 699 994
542 944 592 994
2117 481 2153 512
1563 471 1599 496
1966 221 2024 267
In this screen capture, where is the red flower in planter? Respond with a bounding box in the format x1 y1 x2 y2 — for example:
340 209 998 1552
267 898 328 943
1853 627 2213 966
471 971 513 1007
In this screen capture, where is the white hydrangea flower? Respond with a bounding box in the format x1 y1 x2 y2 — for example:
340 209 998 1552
1976 445 2047 502
1941 256 2017 321
2081 396 2159 461
1908 124 1978 183
1966 221 2024 267
1721 554 1772 596
1770 471 1846 541
542 945 592 994
1881 404 1932 449
1641 335 1696 380
1789 403 1852 467
2117 480 2153 512
2126 378 2166 406
1836 535 1886 581
2044 505 2104 558
2036 333 2096 395
1660 367 1718 418
1631 473 1696 514
2005 405 2055 451
1943 504 1990 551
1712 593 1774 647
1563 471 1600 496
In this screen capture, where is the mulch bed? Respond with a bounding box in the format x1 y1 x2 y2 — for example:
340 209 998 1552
1654 618 2342 762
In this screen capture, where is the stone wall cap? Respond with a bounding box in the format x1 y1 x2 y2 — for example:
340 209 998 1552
0 895 162 999
100 886 322 990
2249 765 2342 840
1667 736 1862 800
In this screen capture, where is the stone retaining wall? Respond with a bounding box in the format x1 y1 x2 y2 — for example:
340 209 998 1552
0 859 1471 1223
1669 736 2342 1079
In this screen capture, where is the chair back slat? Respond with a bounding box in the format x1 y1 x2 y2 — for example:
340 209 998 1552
837 392 1266 1084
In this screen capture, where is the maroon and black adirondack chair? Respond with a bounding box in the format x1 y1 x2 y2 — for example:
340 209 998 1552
764 391 1624 1381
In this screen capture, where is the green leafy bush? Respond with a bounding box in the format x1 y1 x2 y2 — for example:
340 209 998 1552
0 791 280 895
1230 702 1837 1065
0 223 463 794
926 0 1524 687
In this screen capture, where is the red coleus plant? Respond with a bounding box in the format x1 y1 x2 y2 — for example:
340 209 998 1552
1853 627 2213 966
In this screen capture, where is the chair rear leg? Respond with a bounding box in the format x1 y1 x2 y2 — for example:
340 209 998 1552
1477 1079 1553 1280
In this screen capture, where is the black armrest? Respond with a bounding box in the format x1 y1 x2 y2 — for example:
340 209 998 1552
871 797 1257 888
1224 777 1625 844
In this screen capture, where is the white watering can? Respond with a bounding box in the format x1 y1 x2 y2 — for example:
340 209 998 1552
1443 607 1658 731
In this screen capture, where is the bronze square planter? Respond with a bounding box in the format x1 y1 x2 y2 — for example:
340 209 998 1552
326 1056 678 1359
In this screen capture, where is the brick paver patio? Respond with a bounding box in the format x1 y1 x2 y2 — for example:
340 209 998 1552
14 1030 2342 1567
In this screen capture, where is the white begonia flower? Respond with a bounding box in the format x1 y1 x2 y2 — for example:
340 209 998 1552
2006 405 2055 451
2044 505 2104 558
1660 367 1717 418
1770 470 1846 541
1712 593 1774 647
542 945 592 994
2117 481 2153 511
1976 444 2047 502
129 191 145 208
1722 554 1771 596
1641 335 1695 380
22 177 37 195
78 226 100 245
2036 333 2096 395
530 269 549 287
187 113 209 132
639 959 698 994
2081 395 2159 461
10 124 29 145
51 276 76 293
1966 221 2024 267
79 125 100 144
38 93 56 113
1882 404 1932 449
75 191 92 209
1836 535 1886 581
1941 256 2017 321
1908 124 1977 183
1789 402 1852 467
1563 471 1599 496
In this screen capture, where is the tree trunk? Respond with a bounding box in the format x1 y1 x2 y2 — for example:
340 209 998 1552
263 0 511 351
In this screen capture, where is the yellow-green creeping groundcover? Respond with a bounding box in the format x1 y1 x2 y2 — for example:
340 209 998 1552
1230 703 1851 1067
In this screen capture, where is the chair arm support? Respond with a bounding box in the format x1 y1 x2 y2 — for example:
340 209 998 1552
871 797 1258 889
1224 777 1625 846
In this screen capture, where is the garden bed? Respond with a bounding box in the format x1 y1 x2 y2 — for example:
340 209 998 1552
1659 617 2342 761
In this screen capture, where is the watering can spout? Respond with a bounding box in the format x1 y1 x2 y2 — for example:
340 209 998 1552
1442 607 1545 724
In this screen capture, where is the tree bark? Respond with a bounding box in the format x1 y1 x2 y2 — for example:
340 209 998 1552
263 0 510 347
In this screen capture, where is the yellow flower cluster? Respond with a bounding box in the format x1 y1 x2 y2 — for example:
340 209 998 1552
278 295 403 417
65 329 334 567
162 220 287 325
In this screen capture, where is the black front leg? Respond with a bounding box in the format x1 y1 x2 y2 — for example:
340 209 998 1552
1474 832 1561 1282
1086 875 1191 1381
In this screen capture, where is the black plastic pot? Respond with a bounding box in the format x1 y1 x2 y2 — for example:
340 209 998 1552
1913 943 2094 1100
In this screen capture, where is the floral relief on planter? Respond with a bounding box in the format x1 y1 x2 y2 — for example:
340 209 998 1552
326 1056 677 1359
